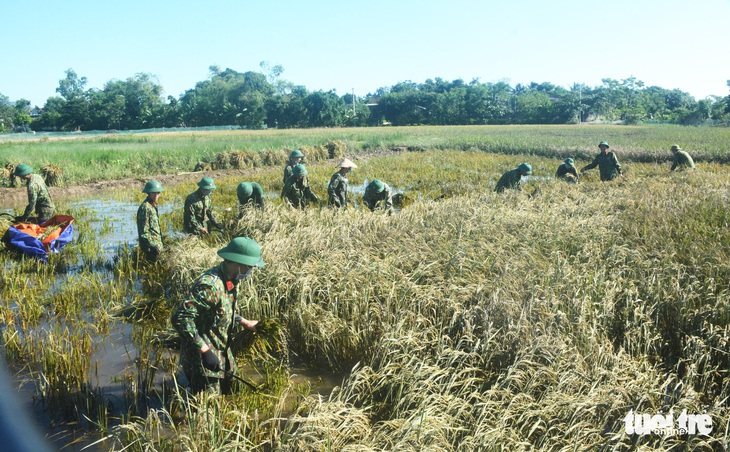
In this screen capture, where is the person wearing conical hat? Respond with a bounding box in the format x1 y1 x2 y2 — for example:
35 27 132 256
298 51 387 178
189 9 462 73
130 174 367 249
283 149 305 184
137 180 164 262
362 179 393 213
14 164 55 224
580 141 622 181
184 177 224 235
236 181 265 218
282 164 319 209
669 145 695 171
555 158 579 182
172 237 264 394
328 158 357 208
495 163 532 193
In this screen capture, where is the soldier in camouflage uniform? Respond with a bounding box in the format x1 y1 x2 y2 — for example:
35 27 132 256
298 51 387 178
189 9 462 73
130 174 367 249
282 164 319 209
283 149 304 184
328 158 357 208
137 180 164 262
363 179 393 212
171 237 264 394
581 141 622 181
14 164 55 223
495 163 532 193
237 182 265 218
184 177 223 235
555 158 578 182
669 145 695 171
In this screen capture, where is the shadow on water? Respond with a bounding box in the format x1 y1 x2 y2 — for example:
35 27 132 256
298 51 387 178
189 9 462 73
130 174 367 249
7 195 343 451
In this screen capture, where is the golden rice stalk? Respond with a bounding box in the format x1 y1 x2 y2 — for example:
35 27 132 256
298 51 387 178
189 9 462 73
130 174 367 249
38 224 60 241
228 150 259 169
231 318 283 359
40 163 63 186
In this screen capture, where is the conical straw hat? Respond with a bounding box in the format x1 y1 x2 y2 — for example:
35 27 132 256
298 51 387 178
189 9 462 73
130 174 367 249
336 158 358 169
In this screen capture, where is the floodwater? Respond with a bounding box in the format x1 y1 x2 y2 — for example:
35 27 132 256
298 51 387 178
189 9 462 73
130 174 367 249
8 196 344 450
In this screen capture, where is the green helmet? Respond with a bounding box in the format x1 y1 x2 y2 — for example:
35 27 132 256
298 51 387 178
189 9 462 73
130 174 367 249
367 179 385 193
564 158 575 166
598 141 609 148
517 163 532 175
292 164 308 177
197 177 216 190
290 149 304 159
14 164 33 177
217 237 265 267
142 180 164 193
670 144 681 152
237 182 253 199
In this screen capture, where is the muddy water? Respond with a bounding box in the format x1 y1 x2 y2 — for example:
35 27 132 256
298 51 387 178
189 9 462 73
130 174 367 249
11 196 343 450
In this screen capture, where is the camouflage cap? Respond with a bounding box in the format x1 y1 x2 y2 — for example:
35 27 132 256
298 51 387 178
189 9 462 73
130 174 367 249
142 180 164 193
14 164 33 176
517 162 532 175
197 177 216 190
292 164 308 177
217 237 265 267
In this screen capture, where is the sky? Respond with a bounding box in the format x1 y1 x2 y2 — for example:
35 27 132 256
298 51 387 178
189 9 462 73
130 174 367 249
3 0 730 107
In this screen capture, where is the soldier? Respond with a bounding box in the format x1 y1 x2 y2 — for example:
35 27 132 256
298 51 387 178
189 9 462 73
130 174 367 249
14 164 55 224
495 163 532 193
282 164 319 209
283 149 304 183
669 145 695 171
555 158 579 182
171 237 263 394
362 179 393 213
328 158 357 208
580 141 622 181
184 177 223 235
137 180 164 263
236 182 265 217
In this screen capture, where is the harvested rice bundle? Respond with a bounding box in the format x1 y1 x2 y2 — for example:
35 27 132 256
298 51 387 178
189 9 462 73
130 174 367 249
231 318 284 361
41 164 63 186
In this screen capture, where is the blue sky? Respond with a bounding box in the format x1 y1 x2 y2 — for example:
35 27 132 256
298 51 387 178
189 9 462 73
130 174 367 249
3 0 729 107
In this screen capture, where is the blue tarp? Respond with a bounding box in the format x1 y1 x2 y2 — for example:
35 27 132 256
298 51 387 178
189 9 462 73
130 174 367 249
5 215 75 262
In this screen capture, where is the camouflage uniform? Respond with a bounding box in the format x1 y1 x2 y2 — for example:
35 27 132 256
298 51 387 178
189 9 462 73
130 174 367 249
137 199 163 261
184 189 220 234
363 183 393 212
22 173 55 222
327 172 349 208
671 151 695 171
171 263 241 394
583 152 622 181
555 163 578 180
283 164 295 184
495 168 523 192
282 175 319 209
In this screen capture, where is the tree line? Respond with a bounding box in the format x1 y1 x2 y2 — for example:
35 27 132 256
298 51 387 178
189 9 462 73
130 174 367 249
2 64 729 133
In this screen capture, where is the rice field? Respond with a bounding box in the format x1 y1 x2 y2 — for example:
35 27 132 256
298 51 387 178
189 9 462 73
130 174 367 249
1 127 729 450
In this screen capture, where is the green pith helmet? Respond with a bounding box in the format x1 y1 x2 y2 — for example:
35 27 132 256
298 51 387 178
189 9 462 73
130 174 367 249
292 164 308 177
368 179 385 193
217 237 265 267
197 177 216 190
142 180 164 193
290 149 304 159
670 144 682 152
565 157 575 166
14 164 33 177
517 163 532 175
237 182 253 198
598 141 609 148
